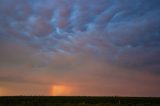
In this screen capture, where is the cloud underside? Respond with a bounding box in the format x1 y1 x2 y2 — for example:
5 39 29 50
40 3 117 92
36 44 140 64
0 0 160 96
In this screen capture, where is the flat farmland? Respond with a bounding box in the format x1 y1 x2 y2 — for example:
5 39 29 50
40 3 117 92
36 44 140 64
0 96 160 106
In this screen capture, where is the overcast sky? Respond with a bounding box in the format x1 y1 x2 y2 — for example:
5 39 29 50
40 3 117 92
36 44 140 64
0 0 160 96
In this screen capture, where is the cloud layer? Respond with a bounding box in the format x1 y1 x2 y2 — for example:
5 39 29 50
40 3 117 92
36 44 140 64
0 0 160 96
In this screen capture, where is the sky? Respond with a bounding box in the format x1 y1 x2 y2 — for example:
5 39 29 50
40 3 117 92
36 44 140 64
0 0 160 96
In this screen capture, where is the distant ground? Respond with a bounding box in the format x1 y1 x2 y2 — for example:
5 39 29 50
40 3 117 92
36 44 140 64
0 96 160 106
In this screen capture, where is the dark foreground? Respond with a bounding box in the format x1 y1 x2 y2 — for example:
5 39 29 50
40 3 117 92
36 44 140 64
0 96 160 106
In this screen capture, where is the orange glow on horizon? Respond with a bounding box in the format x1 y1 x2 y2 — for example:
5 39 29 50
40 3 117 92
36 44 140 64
51 85 72 96
0 87 5 96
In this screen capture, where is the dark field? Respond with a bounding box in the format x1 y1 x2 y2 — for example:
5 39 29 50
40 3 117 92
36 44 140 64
0 96 160 106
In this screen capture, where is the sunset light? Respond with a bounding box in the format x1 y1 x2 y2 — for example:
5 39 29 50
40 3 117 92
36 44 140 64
0 87 5 96
51 85 72 96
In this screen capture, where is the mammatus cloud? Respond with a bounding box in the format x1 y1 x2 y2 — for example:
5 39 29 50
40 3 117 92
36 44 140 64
0 0 160 96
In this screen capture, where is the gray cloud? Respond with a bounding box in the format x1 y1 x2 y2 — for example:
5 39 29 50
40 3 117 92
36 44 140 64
0 0 160 70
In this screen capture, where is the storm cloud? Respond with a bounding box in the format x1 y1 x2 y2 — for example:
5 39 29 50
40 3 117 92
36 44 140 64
0 0 160 96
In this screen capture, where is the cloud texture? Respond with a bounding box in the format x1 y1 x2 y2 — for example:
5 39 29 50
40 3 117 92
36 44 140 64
0 0 160 96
